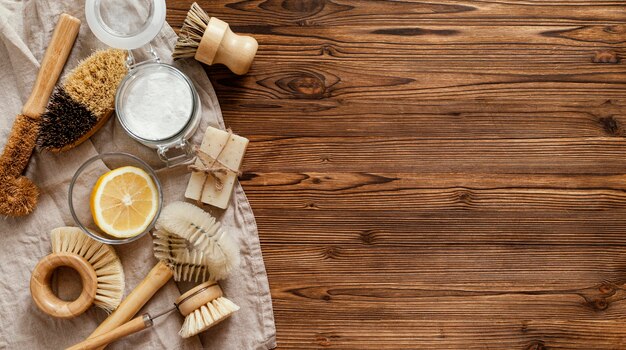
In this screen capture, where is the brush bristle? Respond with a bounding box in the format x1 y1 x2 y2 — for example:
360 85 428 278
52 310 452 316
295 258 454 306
51 227 125 312
0 114 39 178
173 2 211 59
37 88 98 150
0 175 39 216
155 201 240 281
179 296 239 338
154 229 215 282
38 49 127 151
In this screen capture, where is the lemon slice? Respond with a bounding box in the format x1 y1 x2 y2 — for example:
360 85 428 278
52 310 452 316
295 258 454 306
90 166 159 238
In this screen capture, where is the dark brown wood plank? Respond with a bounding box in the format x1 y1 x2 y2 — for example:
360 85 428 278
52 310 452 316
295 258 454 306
166 0 626 348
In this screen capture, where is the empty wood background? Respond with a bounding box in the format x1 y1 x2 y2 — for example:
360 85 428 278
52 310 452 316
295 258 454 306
167 1 626 348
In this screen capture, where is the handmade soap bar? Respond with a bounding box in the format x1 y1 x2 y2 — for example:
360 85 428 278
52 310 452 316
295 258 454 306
185 126 248 209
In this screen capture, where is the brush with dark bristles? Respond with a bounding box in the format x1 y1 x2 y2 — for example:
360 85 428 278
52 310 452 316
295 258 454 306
37 49 128 152
173 2 258 75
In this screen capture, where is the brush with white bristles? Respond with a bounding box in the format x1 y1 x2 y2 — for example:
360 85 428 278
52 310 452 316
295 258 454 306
154 201 240 281
72 203 240 349
68 281 240 349
30 227 124 319
50 227 125 312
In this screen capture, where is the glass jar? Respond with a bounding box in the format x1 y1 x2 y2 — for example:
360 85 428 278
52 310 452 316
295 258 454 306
85 0 200 166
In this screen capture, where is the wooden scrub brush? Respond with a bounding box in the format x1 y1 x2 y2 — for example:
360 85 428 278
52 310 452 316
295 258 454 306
80 202 239 348
173 2 258 75
0 14 80 217
68 280 239 349
30 227 125 318
37 49 127 152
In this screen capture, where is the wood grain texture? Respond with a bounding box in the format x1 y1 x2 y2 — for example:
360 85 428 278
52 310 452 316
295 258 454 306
167 0 626 348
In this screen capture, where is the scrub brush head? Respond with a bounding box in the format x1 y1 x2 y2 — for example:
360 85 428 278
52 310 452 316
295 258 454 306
51 227 125 312
37 49 127 152
173 2 257 75
0 115 40 216
154 201 240 282
177 281 240 338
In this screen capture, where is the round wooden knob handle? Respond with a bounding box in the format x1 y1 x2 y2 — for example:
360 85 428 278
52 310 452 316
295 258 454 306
30 252 98 318
196 17 258 75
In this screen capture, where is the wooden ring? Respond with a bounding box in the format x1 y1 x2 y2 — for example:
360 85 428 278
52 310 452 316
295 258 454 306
30 252 98 318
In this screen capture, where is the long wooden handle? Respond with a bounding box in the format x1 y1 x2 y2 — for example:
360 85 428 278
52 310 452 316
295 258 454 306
67 315 152 350
22 13 80 119
86 261 173 349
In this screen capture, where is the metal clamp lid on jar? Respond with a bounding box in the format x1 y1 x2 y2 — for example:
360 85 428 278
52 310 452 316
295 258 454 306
85 0 200 167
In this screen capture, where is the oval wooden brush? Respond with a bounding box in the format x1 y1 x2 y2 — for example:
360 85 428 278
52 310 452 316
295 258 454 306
37 49 128 152
0 14 80 217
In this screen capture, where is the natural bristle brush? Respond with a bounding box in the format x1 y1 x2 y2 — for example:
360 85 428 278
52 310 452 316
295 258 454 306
0 14 80 216
30 227 125 318
37 49 127 152
68 280 240 349
173 2 258 75
154 201 240 281
76 202 240 349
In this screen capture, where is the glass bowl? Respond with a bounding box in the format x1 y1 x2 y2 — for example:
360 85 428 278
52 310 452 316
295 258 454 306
68 152 163 245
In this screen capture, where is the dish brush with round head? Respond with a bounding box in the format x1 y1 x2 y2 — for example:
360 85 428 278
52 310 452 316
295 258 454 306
153 201 240 281
37 49 127 152
82 202 240 347
30 227 125 318
173 2 258 75
67 281 240 349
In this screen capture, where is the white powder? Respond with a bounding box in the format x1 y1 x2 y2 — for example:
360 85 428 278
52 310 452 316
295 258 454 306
123 70 193 141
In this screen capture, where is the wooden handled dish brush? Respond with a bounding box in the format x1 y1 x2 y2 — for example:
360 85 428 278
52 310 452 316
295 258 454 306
30 227 125 318
76 201 240 349
67 280 239 349
0 14 80 217
173 2 258 75
37 49 127 152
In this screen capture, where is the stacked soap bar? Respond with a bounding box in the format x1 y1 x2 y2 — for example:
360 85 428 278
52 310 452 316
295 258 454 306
185 126 249 209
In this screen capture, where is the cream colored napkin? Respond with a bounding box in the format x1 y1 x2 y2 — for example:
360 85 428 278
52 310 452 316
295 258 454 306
0 1 276 349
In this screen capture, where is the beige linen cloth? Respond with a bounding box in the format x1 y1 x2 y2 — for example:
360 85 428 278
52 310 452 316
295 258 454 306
0 1 276 349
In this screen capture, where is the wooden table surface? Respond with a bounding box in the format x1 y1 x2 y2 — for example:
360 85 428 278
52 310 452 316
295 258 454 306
167 1 626 348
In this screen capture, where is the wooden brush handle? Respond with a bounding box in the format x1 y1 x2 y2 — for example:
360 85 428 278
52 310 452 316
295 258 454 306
85 261 173 349
67 315 152 350
196 17 258 75
22 13 80 119
30 252 98 319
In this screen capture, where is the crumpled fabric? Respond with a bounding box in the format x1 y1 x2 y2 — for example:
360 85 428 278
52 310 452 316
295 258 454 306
0 1 276 349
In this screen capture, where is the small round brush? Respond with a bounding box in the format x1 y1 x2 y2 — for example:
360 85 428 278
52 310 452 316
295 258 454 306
173 2 258 75
37 49 128 152
30 227 125 318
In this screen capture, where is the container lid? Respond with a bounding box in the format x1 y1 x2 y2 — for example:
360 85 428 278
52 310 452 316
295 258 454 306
85 0 166 50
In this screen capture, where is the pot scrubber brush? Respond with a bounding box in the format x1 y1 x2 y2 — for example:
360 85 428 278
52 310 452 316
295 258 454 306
30 227 125 318
0 14 80 217
68 281 240 350
82 202 239 348
173 2 258 75
37 49 127 152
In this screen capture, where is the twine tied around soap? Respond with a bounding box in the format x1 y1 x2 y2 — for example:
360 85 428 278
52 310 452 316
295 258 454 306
188 129 242 201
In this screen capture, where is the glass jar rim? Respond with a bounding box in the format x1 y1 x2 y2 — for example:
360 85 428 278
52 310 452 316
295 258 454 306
115 62 200 146
85 0 166 50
